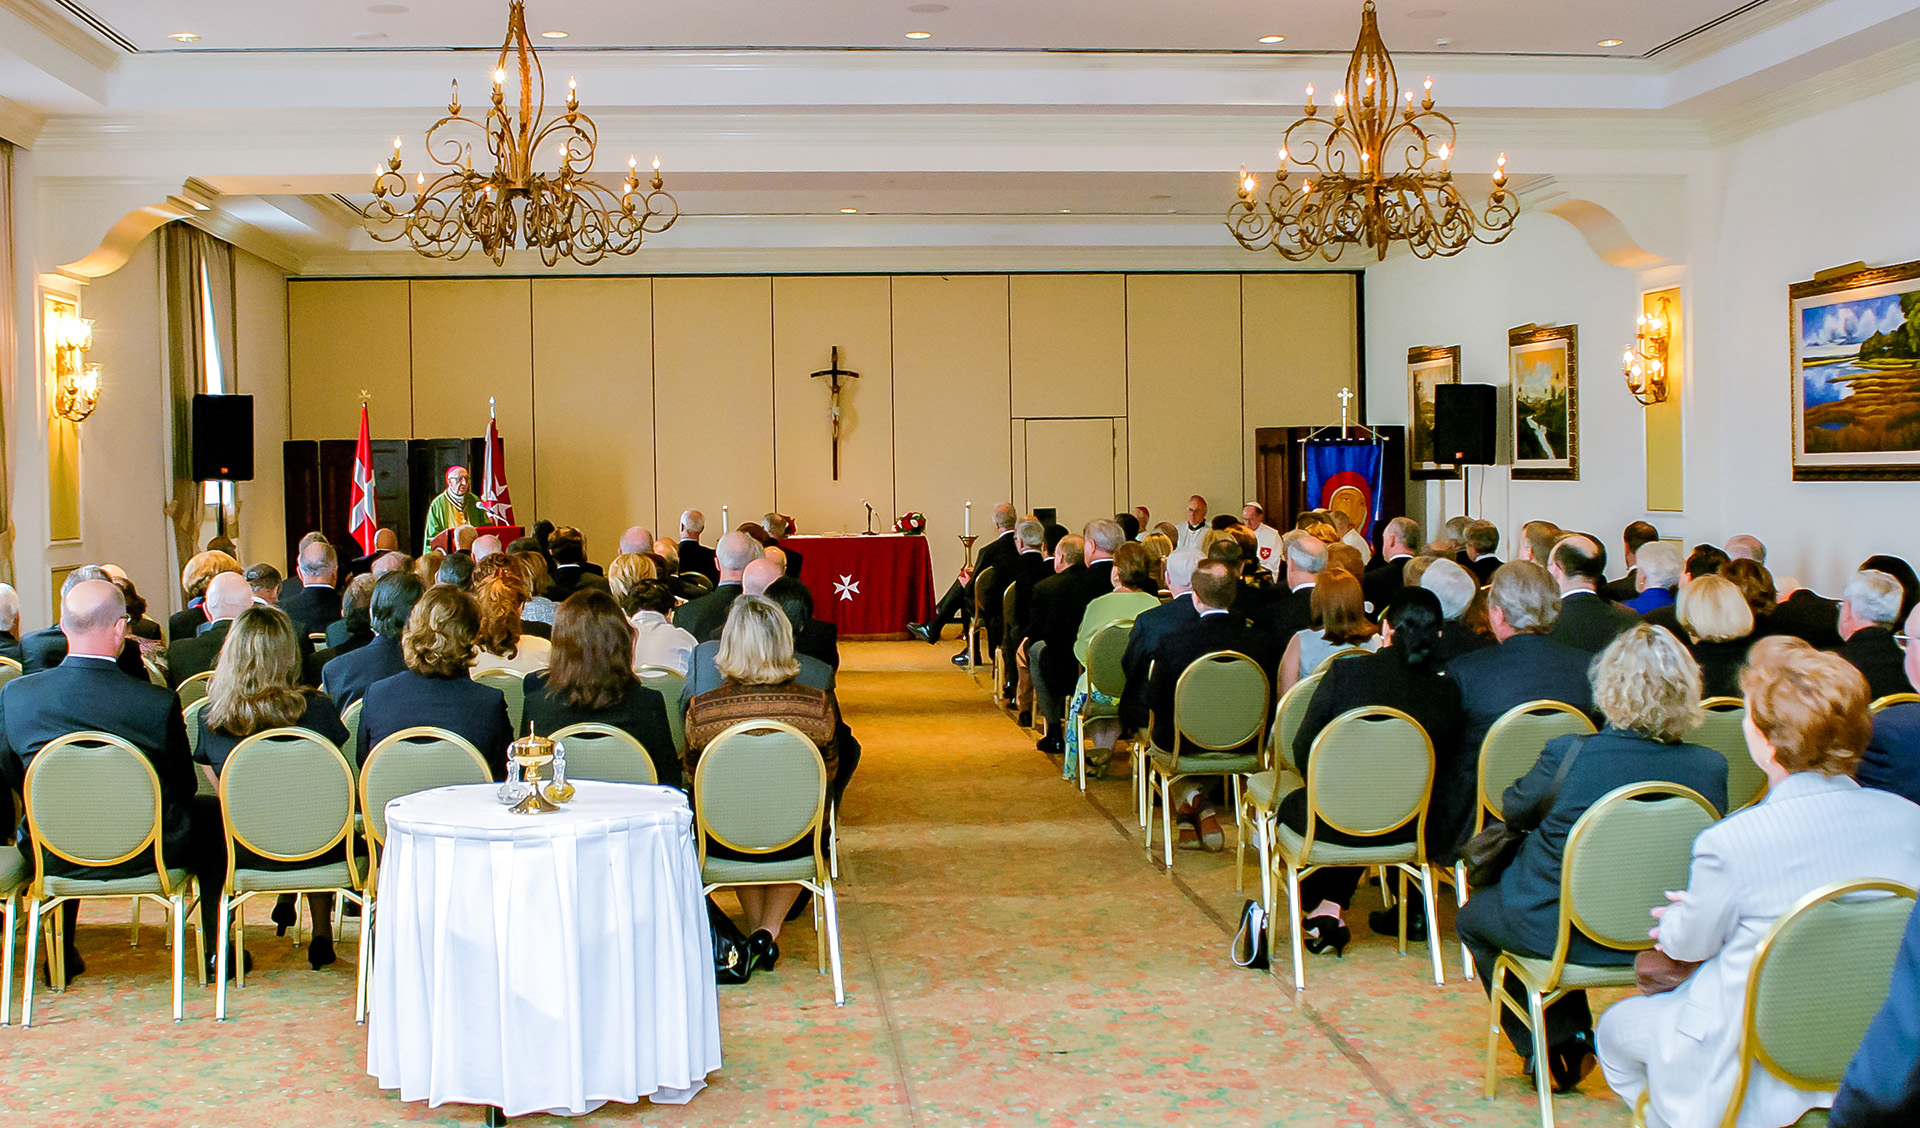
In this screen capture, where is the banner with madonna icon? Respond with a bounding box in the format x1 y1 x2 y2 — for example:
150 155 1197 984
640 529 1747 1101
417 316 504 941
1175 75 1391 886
1304 440 1383 540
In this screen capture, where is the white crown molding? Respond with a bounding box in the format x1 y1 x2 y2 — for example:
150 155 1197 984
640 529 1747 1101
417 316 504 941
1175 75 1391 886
1648 0 1834 64
0 0 120 70
0 95 46 147
1701 27 1920 142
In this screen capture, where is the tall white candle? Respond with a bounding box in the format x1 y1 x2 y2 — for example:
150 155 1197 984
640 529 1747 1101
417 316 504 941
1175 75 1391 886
721 505 728 531
965 500 972 536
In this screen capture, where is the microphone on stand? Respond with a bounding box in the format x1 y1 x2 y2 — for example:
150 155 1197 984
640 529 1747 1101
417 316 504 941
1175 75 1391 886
862 499 877 536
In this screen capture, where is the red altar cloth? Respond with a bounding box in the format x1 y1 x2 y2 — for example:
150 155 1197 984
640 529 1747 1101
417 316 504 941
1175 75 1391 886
787 534 936 641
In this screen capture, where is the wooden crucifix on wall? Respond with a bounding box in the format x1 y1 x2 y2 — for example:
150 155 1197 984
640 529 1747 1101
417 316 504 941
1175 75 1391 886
811 346 860 480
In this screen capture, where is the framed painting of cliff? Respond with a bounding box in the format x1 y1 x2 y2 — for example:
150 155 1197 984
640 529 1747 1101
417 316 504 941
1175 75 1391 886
1408 345 1461 480
1509 324 1578 481
1791 259 1920 480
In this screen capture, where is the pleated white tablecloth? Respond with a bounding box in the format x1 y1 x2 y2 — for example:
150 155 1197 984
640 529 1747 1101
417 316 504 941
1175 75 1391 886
366 782 722 1117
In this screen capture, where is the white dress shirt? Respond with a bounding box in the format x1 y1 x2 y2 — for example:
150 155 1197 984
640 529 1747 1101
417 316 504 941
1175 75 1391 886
473 635 552 674
630 611 697 676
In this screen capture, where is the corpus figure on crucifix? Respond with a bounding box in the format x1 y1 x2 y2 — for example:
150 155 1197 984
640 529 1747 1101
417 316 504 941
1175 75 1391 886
811 346 859 480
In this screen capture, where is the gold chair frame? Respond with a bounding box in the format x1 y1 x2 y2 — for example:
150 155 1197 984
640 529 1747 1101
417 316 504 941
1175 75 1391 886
1145 651 1270 872
1696 696 1770 811
1072 618 1133 794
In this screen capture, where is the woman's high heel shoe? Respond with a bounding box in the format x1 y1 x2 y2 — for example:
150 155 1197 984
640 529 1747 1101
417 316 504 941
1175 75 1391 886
308 936 336 971
271 895 298 937
1302 915 1350 957
746 929 780 972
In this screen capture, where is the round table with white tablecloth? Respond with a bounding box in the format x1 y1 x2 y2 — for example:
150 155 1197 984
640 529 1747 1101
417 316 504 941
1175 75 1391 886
366 782 721 1118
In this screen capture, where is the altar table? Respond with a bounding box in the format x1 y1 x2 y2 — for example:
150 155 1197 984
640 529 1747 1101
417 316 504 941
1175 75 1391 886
787 533 937 641
367 782 721 1117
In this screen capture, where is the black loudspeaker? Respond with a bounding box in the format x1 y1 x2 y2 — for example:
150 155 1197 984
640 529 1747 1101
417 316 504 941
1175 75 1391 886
191 394 254 481
1432 383 1498 465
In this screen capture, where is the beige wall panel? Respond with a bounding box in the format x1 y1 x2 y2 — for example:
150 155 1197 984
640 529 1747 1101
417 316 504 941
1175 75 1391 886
234 251 289 571
1127 274 1243 522
1242 273 1361 496
892 275 1012 581
652 276 775 526
532 278 655 558
410 279 536 518
1009 274 1127 418
773 276 894 535
1021 418 1123 532
288 280 412 441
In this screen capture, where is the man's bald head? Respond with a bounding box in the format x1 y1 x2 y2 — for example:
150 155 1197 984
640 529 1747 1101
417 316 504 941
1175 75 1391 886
619 527 655 556
993 503 1016 531
299 540 339 584
763 544 788 572
371 551 408 577
61 579 127 656
452 526 479 552
715 530 764 580
373 527 399 552
741 557 785 596
472 534 503 561
204 571 255 621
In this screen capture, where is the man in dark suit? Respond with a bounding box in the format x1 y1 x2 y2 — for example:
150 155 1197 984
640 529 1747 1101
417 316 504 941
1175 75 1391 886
23 565 149 679
908 502 1018 658
1836 568 1915 700
1546 533 1641 655
1363 516 1421 613
999 519 1055 709
278 541 343 637
165 571 254 689
1602 520 1659 602
1862 604 1920 805
676 531 758 642
1024 520 1124 753
1441 561 1599 863
321 572 424 711
0 579 223 978
1463 520 1503 586
345 528 400 578
1769 583 1843 648
544 526 609 602
675 509 719 582
763 575 839 670
1252 530 1325 649
275 532 329 602
1117 547 1202 733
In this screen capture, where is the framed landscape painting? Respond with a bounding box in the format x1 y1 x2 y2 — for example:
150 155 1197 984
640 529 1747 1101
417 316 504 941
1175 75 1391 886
1509 324 1578 481
1408 345 1461 480
1790 259 1920 480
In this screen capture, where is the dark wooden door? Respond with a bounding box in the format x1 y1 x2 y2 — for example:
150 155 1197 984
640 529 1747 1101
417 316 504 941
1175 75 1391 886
1252 425 1408 552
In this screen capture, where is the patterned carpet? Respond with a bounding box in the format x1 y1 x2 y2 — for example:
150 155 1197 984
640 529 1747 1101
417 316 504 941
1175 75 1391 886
0 641 1635 1126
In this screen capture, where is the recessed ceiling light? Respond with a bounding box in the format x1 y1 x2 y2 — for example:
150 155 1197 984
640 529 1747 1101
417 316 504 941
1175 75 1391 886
1059 208 1072 214
1258 35 1284 44
169 32 199 42
541 30 568 38
907 2 949 12
905 30 932 39
841 207 859 213
1434 37 1452 46
1597 38 1623 47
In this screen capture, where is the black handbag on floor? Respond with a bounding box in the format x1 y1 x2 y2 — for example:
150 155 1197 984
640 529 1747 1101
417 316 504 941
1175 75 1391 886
708 897 753 985
1461 735 1588 888
1230 898 1270 970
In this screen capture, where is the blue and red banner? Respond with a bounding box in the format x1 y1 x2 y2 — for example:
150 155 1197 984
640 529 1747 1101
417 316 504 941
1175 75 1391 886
1304 441 1384 540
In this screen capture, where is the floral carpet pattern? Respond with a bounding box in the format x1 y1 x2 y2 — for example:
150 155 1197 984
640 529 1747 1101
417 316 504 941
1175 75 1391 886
0 642 1632 1126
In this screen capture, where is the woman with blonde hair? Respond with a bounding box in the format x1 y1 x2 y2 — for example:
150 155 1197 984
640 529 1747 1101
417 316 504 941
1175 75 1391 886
470 555 551 673
356 585 513 778
1675 573 1756 697
1457 624 1729 1093
684 595 839 970
1599 637 1920 1127
612 552 695 675
196 606 350 969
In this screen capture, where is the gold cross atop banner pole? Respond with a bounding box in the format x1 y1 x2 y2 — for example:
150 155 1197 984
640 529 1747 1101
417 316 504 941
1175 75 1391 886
1337 386 1355 439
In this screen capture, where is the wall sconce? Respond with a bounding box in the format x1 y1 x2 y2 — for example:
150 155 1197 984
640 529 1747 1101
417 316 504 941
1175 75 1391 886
1622 297 1671 406
48 307 101 423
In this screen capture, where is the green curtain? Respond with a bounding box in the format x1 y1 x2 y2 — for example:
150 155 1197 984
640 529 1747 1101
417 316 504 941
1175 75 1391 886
160 224 235 582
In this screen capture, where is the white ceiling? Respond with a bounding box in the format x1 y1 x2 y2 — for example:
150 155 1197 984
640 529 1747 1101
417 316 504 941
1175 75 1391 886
62 0 1768 59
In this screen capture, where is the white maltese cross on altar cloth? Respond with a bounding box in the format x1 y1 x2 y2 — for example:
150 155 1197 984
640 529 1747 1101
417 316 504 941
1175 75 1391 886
834 575 861 602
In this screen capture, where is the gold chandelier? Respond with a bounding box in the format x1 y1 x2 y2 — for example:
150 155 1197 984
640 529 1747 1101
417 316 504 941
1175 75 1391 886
1227 0 1516 262
362 0 677 266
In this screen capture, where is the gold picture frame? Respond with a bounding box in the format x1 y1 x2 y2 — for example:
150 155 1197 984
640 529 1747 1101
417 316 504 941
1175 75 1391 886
1790 259 1920 481
1408 345 1461 480
1509 324 1578 482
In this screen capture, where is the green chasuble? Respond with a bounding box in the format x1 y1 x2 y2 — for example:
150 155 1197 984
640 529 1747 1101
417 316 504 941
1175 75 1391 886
422 491 470 547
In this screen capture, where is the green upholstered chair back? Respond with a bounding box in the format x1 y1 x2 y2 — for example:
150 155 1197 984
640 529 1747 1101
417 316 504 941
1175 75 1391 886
1001 583 1019 631
972 566 997 618
1479 700 1596 822
1745 880 1916 1092
1562 784 1717 952
25 733 161 868
693 721 825 857
1271 670 1325 773
221 728 356 863
340 698 364 769
183 697 211 764
1173 651 1268 751
551 722 657 784
176 670 214 709
359 727 492 846
1693 698 1770 810
636 666 688 755
1304 707 1434 838
0 656 26 688
473 667 527 736
1085 621 1133 698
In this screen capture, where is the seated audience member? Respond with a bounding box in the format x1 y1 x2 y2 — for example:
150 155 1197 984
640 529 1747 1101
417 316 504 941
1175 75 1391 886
1462 520 1502 585
1025 524 1121 754
1152 520 1181 547
1422 557 1492 662
1286 588 1463 953
414 551 445 588
1674 574 1755 698
1768 573 1843 648
1547 533 1641 654
1116 510 1142 543
531 519 556 562
1362 517 1421 611
1837 569 1915 700
618 526 655 556
1119 560 1279 851
166 572 255 688
171 550 242 643
1862 602 1920 805
1598 637 1920 1126
762 512 804 580
280 541 343 636
1331 509 1373 564
325 574 378 652
23 565 149 679
1064 542 1161 774
683 608 835 703
1242 503 1283 579
1253 530 1327 651
371 550 410 578
1458 625 1728 1093
1643 544 1734 645
1515 519 1563 566
544 526 608 603
613 558 695 676
245 563 283 606
1324 541 1367 583
471 534 503 562
1117 547 1202 736
451 525 480 556
909 502 1017 654
321 571 424 711
766 576 839 672
193 606 351 969
100 566 163 646
676 531 762 643
1279 568 1380 694
356 585 513 777
1720 558 1781 639
1141 533 1173 583
1724 534 1765 564
523 589 679 786
1604 521 1660 602
436 553 475 591
514 550 558 630
0 582 20 663
1863 554 1920 626
1439 562 1597 864
684 595 840 964
346 527 401 577
735 521 776 550
1002 518 1057 717
1830 896 1920 1126
470 555 551 674
275 532 328 602
0 578 220 980
675 509 718 582
1622 541 1683 615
